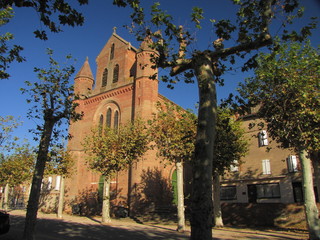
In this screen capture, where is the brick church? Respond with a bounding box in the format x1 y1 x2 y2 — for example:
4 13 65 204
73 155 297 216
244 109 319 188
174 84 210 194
65 29 177 214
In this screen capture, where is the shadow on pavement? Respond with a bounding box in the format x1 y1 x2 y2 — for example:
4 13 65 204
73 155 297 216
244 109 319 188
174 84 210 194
2 215 189 240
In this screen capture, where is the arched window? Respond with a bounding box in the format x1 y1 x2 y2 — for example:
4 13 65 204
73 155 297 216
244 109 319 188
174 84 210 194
114 110 119 130
106 108 112 128
113 64 119 83
102 68 108 87
99 114 104 134
110 43 115 60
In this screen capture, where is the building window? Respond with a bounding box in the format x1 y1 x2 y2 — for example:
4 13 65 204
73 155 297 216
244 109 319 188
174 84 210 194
102 68 108 87
114 110 119 130
256 183 280 199
258 130 268 147
55 176 61 191
220 186 237 200
113 64 119 83
230 160 239 172
110 43 115 60
99 114 104 134
106 108 112 128
287 155 298 173
262 159 271 175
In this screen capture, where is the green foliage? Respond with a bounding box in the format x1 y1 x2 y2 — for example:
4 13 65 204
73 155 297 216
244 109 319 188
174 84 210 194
20 48 82 145
82 120 149 177
115 0 315 88
214 108 248 174
0 115 22 151
0 143 35 186
149 102 197 164
238 41 320 152
0 0 88 40
0 7 25 80
45 147 74 177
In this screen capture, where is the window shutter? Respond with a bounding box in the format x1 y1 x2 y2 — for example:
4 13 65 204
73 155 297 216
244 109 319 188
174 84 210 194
48 176 53 189
287 155 298 173
55 176 61 191
259 130 268 146
262 159 271 174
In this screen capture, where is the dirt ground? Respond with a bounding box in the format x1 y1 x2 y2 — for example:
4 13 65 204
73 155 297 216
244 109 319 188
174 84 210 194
1 210 309 240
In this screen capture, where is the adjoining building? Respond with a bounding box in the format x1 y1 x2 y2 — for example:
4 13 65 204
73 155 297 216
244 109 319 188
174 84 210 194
221 112 319 204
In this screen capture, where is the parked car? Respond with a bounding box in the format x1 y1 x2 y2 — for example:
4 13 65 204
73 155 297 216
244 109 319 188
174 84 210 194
0 211 10 235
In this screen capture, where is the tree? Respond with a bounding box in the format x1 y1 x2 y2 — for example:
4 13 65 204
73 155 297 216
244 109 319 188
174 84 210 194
0 0 88 40
0 115 21 150
20 49 82 240
0 7 25 80
149 102 197 232
114 0 315 238
237 41 320 239
45 147 74 219
0 143 35 211
212 107 248 227
82 120 149 223
0 1 88 79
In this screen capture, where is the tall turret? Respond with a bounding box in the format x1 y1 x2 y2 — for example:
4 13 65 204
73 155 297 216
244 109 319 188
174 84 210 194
134 36 159 119
74 57 94 98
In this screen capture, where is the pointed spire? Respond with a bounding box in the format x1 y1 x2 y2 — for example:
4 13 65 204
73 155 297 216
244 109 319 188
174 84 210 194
75 57 94 80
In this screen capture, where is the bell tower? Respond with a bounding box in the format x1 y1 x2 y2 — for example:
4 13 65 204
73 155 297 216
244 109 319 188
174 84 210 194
134 36 159 119
74 57 94 98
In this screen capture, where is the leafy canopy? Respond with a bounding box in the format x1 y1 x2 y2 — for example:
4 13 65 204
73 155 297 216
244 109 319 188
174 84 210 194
149 102 197 164
0 7 25 80
0 0 88 40
45 146 74 177
83 120 149 177
0 143 35 186
238 41 320 152
213 107 248 174
20 48 82 146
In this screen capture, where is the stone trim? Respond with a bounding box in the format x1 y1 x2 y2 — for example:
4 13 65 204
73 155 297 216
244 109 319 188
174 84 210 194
84 85 133 105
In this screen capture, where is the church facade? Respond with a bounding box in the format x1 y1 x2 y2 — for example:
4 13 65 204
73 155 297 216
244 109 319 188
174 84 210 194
65 31 176 214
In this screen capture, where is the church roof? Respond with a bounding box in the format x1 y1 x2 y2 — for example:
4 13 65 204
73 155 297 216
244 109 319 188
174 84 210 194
75 57 94 81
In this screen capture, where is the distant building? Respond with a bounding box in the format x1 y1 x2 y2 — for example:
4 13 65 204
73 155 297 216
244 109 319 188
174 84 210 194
221 113 319 204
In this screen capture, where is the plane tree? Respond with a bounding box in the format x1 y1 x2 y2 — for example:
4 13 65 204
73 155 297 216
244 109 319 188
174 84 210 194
20 49 82 240
0 7 24 80
82 120 149 223
0 1 88 79
0 143 35 211
149 102 197 232
113 0 315 238
0 0 88 40
237 41 320 239
45 147 74 219
212 107 248 227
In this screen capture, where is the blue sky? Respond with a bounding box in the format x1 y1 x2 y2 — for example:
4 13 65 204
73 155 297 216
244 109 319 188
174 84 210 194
1 0 319 147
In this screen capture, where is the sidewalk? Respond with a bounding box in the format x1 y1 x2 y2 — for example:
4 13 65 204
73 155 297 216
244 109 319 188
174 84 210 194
1 210 308 240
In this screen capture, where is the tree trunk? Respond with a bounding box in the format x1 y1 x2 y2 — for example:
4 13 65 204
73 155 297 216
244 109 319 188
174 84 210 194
57 176 65 219
0 187 3 209
176 161 185 232
23 119 55 240
300 149 320 240
3 183 9 211
213 171 223 227
102 175 111 223
190 55 216 240
311 152 320 201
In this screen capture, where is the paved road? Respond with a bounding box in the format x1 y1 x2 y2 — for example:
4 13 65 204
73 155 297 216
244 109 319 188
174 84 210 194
1 210 308 240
